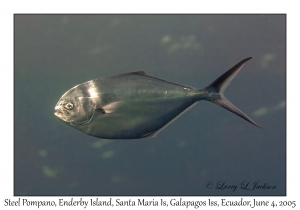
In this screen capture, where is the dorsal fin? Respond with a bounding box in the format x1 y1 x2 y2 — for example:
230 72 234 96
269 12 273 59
128 71 146 75
127 71 195 89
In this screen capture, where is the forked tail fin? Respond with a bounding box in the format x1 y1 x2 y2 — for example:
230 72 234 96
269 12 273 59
205 57 261 128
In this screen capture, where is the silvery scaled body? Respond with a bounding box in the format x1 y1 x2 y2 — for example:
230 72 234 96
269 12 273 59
54 57 260 139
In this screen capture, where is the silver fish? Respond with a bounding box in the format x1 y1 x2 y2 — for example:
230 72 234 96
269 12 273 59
54 57 260 139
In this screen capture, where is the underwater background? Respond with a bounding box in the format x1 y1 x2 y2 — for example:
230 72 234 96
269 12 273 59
14 15 285 195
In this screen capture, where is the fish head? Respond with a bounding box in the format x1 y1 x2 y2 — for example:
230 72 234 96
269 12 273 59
54 87 95 126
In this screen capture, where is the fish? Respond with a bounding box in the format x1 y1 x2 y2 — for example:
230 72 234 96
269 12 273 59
54 57 260 139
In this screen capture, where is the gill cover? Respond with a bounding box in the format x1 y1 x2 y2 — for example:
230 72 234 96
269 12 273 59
68 97 95 126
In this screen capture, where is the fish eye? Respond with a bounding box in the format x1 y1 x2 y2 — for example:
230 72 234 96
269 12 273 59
64 102 74 110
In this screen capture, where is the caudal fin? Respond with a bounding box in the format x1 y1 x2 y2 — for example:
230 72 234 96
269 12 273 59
205 57 261 128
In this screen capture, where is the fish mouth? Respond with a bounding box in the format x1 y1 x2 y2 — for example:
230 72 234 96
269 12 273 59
54 105 62 114
54 106 69 117
54 108 62 119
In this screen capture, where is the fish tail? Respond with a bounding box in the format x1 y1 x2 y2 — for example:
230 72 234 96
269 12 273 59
204 57 261 128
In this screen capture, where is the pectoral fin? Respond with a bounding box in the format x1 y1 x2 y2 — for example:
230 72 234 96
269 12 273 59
95 101 123 114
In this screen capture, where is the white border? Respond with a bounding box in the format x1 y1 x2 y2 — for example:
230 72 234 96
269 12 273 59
1 0 298 209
